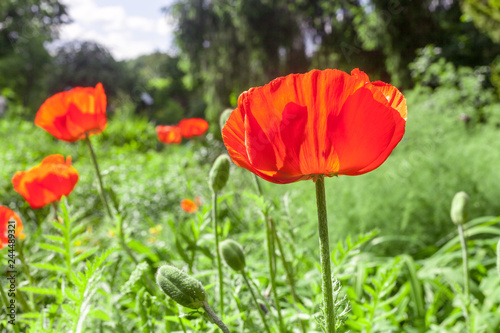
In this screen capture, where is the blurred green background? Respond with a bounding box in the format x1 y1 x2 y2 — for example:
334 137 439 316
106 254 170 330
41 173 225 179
1 0 500 255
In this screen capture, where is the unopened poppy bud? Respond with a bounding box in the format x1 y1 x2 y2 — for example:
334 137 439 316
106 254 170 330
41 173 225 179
450 191 469 225
156 265 207 309
220 239 246 272
209 154 231 192
219 108 233 131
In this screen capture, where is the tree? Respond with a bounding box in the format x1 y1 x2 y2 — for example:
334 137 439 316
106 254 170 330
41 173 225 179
47 41 130 100
168 0 500 128
166 0 310 130
0 0 69 109
461 0 500 43
125 52 205 123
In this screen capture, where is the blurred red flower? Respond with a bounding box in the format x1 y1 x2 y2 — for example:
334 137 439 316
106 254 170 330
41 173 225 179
178 118 209 138
222 69 407 184
12 155 79 209
181 199 198 213
35 83 107 142
0 206 23 249
156 125 182 144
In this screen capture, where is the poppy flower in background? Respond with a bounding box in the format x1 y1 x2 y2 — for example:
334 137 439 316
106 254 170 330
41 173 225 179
178 118 209 138
156 125 182 144
35 83 107 142
0 206 24 249
181 199 198 213
12 155 79 209
222 68 407 184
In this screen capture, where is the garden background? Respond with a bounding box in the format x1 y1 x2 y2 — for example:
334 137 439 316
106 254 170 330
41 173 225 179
1 0 500 332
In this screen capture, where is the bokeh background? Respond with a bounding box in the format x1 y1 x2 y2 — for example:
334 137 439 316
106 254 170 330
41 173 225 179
2 0 499 253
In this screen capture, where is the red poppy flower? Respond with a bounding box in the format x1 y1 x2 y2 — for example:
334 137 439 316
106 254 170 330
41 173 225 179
12 155 79 209
35 83 107 142
181 199 198 213
178 118 209 138
222 69 407 184
0 206 23 249
156 125 182 144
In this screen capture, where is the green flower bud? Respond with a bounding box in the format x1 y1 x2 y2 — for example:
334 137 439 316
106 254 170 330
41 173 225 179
156 265 207 309
219 108 233 131
450 191 469 225
209 154 231 192
220 239 246 272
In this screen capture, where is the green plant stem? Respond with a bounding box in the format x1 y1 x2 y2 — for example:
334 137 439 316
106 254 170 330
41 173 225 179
265 209 284 332
203 301 231 333
178 316 187 333
52 202 58 221
457 224 470 317
269 217 299 302
64 215 72 282
253 175 283 331
253 174 264 197
270 218 308 333
0 283 21 333
117 216 138 264
255 174 304 332
85 134 113 218
241 272 272 333
17 241 35 307
315 176 336 333
212 191 224 317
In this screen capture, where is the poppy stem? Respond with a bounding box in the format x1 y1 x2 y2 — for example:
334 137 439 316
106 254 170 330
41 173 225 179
241 271 272 333
253 174 264 197
457 224 470 322
254 174 284 332
52 202 58 221
212 191 224 318
203 301 231 333
265 209 284 332
85 134 113 218
269 217 300 303
315 176 336 333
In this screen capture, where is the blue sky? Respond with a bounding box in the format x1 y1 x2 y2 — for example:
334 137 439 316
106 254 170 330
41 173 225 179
57 0 175 60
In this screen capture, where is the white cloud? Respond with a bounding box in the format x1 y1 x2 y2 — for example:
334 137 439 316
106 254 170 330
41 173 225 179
56 0 174 60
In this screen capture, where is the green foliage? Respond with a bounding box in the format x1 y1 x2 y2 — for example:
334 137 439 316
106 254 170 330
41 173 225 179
166 0 310 129
461 0 500 43
125 52 205 124
0 0 69 108
47 41 130 100
167 0 499 128
12 199 115 332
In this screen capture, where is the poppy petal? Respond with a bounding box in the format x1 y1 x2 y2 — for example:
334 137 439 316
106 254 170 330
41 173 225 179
244 106 278 173
222 68 407 183
12 155 79 209
329 87 397 174
35 84 107 142
0 206 23 249
178 118 209 138
275 102 308 181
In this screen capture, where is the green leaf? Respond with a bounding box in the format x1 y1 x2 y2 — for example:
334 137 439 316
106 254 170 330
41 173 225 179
39 243 66 255
19 287 61 297
72 248 99 265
